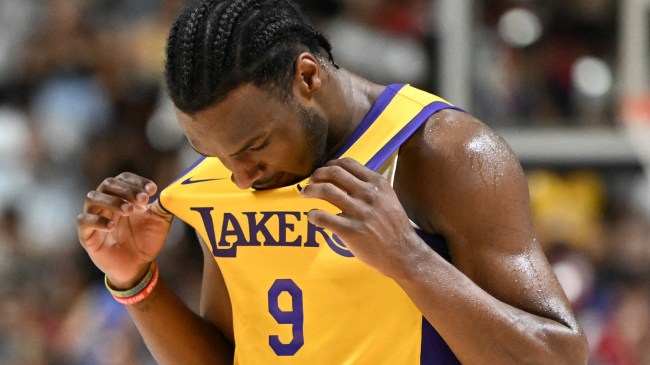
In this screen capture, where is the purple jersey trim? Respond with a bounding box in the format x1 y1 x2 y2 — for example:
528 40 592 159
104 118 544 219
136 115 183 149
333 84 406 159
421 317 462 365
171 155 208 184
157 196 172 215
415 228 450 262
365 101 464 171
416 228 460 363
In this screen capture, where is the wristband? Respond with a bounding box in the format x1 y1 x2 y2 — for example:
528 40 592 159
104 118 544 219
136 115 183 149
105 262 158 304
111 264 160 305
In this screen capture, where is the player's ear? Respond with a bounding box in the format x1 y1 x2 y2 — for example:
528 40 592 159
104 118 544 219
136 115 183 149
293 52 321 99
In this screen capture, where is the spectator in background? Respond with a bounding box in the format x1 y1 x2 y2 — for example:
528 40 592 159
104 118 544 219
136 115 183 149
322 0 431 88
0 0 645 363
77 1 587 363
0 1 190 363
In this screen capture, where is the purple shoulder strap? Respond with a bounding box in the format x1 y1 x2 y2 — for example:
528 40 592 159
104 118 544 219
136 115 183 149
333 84 463 171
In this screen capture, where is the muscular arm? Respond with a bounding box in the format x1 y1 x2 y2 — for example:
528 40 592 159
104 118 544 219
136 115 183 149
392 109 588 364
125 235 234 365
303 109 587 364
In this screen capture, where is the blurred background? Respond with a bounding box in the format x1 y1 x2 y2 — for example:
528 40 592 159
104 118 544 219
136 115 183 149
0 0 649 364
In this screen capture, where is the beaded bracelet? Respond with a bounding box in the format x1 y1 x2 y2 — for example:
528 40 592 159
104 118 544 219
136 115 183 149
105 262 159 305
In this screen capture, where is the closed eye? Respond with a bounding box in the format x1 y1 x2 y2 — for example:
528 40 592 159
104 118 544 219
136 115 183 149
230 132 269 158
247 139 269 152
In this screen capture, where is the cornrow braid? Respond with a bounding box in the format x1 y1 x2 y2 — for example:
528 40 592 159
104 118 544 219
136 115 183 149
164 15 184 101
180 0 216 97
165 0 338 113
207 0 255 88
247 9 300 62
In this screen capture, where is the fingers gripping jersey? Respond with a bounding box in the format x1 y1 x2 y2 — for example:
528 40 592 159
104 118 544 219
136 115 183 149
160 84 462 364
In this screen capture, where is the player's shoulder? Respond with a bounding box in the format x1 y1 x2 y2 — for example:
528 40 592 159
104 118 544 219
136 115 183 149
396 108 527 233
401 108 511 166
398 109 521 195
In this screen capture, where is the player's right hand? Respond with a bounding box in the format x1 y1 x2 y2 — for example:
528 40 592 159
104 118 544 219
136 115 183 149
77 172 173 289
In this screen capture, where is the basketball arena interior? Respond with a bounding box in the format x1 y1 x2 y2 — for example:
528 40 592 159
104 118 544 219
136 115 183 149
0 1 648 363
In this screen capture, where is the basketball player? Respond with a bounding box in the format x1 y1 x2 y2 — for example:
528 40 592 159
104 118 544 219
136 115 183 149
76 0 588 363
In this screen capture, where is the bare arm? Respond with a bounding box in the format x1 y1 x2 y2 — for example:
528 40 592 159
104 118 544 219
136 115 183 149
125 235 234 364
77 173 233 364
391 110 587 364
125 275 233 365
302 110 588 364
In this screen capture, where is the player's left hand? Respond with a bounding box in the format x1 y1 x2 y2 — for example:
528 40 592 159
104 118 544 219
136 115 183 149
301 158 423 278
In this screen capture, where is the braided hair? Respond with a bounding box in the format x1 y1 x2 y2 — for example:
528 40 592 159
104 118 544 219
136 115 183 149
165 0 338 113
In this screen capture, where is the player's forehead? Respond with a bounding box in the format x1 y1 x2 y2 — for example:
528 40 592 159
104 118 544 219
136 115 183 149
174 84 287 154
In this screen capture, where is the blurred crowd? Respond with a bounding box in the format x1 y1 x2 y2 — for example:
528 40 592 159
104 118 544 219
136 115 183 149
0 0 648 364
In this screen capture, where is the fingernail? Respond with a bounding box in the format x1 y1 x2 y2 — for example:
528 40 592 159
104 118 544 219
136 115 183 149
121 203 131 212
145 183 156 194
137 192 149 203
107 220 116 228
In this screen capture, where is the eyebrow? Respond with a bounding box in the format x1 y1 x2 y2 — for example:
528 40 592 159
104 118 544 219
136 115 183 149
230 132 267 157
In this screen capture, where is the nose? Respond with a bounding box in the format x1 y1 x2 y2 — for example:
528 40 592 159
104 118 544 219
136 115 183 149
229 159 265 190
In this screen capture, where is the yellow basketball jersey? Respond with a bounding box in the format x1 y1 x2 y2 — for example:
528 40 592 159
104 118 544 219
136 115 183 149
159 84 461 364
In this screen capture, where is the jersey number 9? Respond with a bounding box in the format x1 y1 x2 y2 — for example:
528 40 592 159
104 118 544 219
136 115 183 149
268 279 304 356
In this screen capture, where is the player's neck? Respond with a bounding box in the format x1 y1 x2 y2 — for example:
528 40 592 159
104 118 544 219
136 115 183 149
324 69 385 160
